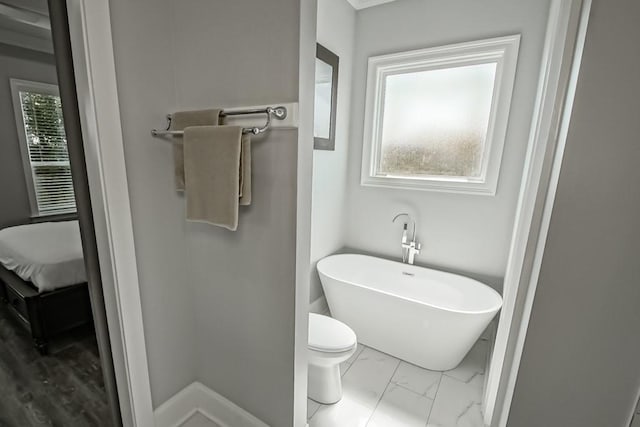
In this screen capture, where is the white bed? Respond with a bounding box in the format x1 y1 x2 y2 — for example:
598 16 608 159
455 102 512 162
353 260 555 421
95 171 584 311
0 220 87 292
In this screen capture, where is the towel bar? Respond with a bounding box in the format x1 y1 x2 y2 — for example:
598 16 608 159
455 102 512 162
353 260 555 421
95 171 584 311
151 106 287 136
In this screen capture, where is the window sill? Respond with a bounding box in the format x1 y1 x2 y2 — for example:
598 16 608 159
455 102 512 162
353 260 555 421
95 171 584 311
361 175 497 196
30 211 79 223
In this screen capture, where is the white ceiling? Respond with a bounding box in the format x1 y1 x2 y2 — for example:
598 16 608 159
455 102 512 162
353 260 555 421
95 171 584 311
346 0 398 10
0 1 52 53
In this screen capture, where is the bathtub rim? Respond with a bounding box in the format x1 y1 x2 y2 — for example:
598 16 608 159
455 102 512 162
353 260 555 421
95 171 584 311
317 253 503 316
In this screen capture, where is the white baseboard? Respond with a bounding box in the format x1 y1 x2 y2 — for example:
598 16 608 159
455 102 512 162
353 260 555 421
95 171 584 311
309 296 328 314
154 383 200 427
155 382 269 427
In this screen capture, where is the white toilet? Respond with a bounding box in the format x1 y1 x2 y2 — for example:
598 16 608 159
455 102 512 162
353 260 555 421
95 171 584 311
308 313 357 404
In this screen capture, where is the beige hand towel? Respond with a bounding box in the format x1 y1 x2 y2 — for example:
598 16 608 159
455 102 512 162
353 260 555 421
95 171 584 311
239 134 252 206
170 109 222 190
183 125 243 230
219 115 252 206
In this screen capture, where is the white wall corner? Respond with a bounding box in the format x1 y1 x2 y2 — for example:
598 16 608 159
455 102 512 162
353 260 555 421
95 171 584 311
309 296 329 315
154 383 200 427
346 0 396 10
155 382 269 427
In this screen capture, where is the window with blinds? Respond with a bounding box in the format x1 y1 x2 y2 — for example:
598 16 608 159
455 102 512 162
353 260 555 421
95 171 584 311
10 79 76 216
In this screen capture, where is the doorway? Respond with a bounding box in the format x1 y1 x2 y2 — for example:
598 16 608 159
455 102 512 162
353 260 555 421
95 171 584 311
0 1 120 425
297 1 592 426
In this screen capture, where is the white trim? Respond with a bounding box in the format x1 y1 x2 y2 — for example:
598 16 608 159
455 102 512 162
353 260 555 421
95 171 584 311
8 78 59 94
494 2 592 425
483 1 592 425
66 1 154 426
360 35 520 195
294 0 316 426
631 388 640 427
154 382 269 427
154 384 200 427
9 78 66 217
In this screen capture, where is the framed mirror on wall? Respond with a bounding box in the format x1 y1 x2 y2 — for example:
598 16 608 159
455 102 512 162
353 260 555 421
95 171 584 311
314 43 339 151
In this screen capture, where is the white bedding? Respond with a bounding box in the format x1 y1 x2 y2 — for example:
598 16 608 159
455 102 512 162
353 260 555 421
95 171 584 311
0 221 86 292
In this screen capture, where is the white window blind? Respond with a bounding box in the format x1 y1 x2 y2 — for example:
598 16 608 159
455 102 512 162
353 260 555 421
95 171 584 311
11 79 76 216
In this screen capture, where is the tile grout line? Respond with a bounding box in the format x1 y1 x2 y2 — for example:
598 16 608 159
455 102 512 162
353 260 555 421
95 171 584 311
442 370 483 384
340 360 354 377
425 372 444 426
307 400 321 421
364 358 401 427
392 381 437 401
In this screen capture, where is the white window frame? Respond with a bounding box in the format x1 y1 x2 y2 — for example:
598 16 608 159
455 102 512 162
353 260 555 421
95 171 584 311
361 35 521 195
10 78 76 217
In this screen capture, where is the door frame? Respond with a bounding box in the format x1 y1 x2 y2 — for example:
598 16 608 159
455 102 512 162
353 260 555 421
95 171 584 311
483 0 592 425
62 0 155 426
47 0 123 425
294 1 317 426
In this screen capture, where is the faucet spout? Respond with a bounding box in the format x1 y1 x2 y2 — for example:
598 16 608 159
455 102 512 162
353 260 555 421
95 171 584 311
392 213 420 264
392 213 409 245
392 213 409 224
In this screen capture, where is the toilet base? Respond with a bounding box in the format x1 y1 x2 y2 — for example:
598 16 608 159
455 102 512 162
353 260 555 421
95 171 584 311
308 363 343 404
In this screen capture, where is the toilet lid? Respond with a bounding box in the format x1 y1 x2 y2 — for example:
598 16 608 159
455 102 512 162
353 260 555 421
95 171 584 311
308 313 356 353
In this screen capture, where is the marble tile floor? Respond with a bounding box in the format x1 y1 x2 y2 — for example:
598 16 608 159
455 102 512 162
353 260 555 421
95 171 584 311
307 337 490 427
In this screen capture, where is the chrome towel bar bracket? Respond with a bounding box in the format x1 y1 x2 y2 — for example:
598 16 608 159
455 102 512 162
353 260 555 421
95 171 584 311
151 106 288 137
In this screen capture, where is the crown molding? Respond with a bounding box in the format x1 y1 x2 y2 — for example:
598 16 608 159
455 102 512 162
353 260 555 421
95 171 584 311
0 3 50 30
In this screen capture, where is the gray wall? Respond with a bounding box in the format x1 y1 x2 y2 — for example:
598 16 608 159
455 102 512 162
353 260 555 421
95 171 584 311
108 0 197 407
508 1 640 426
0 44 57 228
310 0 356 303
170 1 300 425
109 0 301 425
343 0 550 287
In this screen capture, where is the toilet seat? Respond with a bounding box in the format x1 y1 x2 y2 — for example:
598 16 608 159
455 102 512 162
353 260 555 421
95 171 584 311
308 313 356 353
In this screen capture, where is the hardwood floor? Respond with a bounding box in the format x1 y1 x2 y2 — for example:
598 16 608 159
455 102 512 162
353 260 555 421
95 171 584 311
0 304 111 427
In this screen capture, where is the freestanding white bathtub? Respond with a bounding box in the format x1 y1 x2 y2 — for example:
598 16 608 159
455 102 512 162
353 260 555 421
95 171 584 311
317 254 502 371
